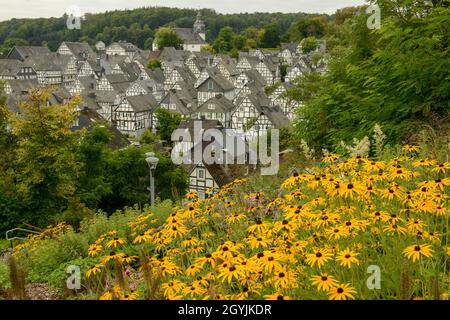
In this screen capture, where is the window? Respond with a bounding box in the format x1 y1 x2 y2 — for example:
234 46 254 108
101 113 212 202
198 169 205 179
208 104 215 110
207 81 214 91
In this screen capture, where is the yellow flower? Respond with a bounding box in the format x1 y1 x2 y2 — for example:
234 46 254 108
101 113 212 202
403 244 433 262
328 283 357 300
99 291 113 300
264 293 292 300
218 264 246 283
431 162 450 174
225 213 246 223
85 264 104 278
88 244 102 257
195 253 217 268
120 291 140 300
402 145 420 152
336 248 360 268
106 237 126 248
162 280 186 298
186 264 203 277
186 191 198 199
305 248 333 268
102 251 126 263
271 267 297 289
310 273 338 291
325 226 350 240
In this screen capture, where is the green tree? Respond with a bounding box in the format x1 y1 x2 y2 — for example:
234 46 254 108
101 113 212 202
261 22 281 48
75 125 113 209
288 17 327 42
154 28 183 50
155 108 182 145
300 36 318 53
147 58 162 69
213 27 235 53
5 89 81 227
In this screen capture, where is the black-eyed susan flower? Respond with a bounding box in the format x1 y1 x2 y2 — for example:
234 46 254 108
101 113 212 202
305 248 333 268
336 248 360 268
106 237 126 248
85 263 104 278
264 293 292 300
328 283 357 300
218 265 246 283
310 273 338 291
431 162 450 174
272 267 297 289
88 244 102 257
403 244 433 262
102 251 126 264
325 226 350 240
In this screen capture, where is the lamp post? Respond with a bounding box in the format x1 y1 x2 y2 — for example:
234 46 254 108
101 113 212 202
145 152 159 207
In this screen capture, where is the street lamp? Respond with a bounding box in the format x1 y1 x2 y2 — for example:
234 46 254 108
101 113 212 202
145 152 159 206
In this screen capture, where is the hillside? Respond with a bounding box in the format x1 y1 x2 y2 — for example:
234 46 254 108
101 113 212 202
0 7 328 53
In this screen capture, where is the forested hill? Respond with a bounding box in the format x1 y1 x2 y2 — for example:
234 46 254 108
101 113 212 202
0 7 331 53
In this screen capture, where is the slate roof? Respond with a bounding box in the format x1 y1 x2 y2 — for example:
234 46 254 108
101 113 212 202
7 46 51 61
196 95 236 114
259 104 290 128
125 94 159 112
173 28 207 45
4 79 39 94
118 61 142 81
244 69 267 87
62 42 96 60
197 68 234 91
0 59 24 76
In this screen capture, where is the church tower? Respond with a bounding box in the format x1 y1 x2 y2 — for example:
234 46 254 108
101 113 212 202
193 12 206 41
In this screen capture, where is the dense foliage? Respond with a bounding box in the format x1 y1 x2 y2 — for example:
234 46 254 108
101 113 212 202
0 89 188 232
0 7 330 55
287 0 450 151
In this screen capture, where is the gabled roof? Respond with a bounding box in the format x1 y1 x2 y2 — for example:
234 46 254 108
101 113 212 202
7 46 51 61
196 68 234 91
174 66 197 85
173 28 207 45
196 95 236 114
24 52 64 72
259 104 290 128
118 61 142 81
244 69 267 87
95 90 117 103
239 55 261 68
145 68 166 84
61 42 96 60
78 75 96 92
177 119 224 138
105 74 131 93
3 78 39 95
107 42 138 52
124 94 158 112
160 90 192 116
0 59 24 76
158 47 187 63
